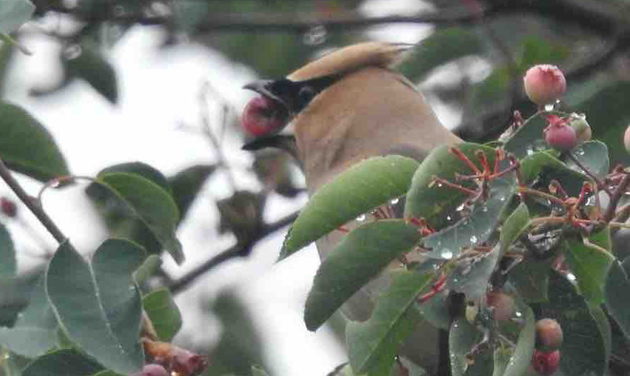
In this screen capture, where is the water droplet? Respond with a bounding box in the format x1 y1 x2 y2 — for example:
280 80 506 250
441 249 453 259
515 311 523 317
526 146 534 156
544 103 555 111
446 215 452 222
470 235 478 244
456 203 466 212
390 198 400 205
481 206 488 213
566 273 576 282
436 182 443 188
303 25 327 45
461 265 472 276
576 148 585 156
356 214 366 222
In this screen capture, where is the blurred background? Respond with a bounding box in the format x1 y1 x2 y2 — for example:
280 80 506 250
2 0 630 375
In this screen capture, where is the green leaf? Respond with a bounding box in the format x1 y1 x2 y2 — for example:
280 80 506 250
142 288 182 342
400 27 484 81
500 203 530 253
508 259 551 303
563 230 614 304
346 269 434 374
562 141 609 179
281 155 419 259
538 271 608 376
99 162 171 192
22 348 103 376
97 171 184 264
502 306 535 376
0 102 70 181
449 318 493 376
304 220 422 331
447 244 502 299
0 275 57 357
169 164 216 223
0 224 16 277
605 257 630 340
90 371 126 376
46 240 145 374
65 45 118 104
133 254 162 286
0 0 34 34
251 365 269 376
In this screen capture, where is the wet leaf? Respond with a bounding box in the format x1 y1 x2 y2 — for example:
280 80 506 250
562 141 609 179
21 348 103 376
605 256 630 340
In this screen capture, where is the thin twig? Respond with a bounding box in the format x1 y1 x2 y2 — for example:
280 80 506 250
169 210 299 294
0 158 68 245
603 173 630 222
565 152 611 195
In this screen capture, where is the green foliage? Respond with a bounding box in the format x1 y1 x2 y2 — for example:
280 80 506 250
65 45 118 104
142 288 182 342
281 155 419 259
21 349 103 376
0 223 16 277
0 102 70 181
605 257 630 340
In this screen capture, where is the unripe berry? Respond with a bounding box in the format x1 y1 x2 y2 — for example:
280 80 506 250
624 125 630 153
130 364 169 376
531 349 561 375
486 291 514 323
569 114 592 144
523 65 566 106
535 318 563 352
544 115 577 152
0 197 17 218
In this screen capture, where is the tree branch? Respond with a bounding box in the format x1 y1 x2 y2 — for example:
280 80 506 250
169 210 299 294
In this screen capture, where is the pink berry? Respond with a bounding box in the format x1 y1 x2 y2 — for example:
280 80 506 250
130 364 169 376
523 65 566 106
486 291 514 323
172 347 208 376
535 318 563 352
0 197 17 218
241 95 287 137
544 115 577 151
532 349 561 375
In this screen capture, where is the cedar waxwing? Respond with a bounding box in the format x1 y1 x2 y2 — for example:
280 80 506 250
242 42 461 375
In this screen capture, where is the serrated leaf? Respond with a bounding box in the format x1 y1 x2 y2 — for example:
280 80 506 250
169 164 216 223
538 271 608 376
142 288 182 341
281 155 419 259
0 0 34 34
562 141 609 179
0 274 57 357
605 257 630 340
0 102 70 181
96 171 184 264
305 220 422 331
0 223 16 277
346 269 434 374
564 230 614 304
503 306 535 376
46 240 145 374
21 348 103 376
66 45 118 104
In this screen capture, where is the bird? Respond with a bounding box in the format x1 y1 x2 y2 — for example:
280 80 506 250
241 41 461 375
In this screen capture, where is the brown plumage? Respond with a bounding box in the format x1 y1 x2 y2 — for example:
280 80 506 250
242 42 461 375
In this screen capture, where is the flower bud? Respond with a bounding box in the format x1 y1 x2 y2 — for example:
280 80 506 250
130 364 169 376
486 291 514 323
523 65 566 106
535 318 563 352
569 114 592 144
531 349 561 375
545 115 577 152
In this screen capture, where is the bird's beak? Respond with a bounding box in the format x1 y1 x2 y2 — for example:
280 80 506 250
242 135 300 164
243 80 286 107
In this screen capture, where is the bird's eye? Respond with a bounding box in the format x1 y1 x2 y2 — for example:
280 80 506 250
297 86 316 108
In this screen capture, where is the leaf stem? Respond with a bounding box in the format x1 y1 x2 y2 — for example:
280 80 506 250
0 158 68 245
565 151 611 195
603 172 630 222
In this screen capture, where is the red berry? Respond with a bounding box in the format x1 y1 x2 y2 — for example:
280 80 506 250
535 318 563 352
544 116 577 151
486 291 514 323
172 348 208 376
130 364 169 376
532 349 560 375
523 65 566 106
241 95 287 137
0 197 17 218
